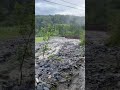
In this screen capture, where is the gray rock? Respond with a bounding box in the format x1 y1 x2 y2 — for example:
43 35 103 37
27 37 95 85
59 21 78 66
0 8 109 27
35 37 85 89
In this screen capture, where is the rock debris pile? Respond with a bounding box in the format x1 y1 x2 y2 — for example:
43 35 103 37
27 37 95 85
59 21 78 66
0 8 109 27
35 37 85 90
86 31 120 90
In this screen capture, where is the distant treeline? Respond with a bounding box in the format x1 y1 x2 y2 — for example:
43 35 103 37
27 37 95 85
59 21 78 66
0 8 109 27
35 15 85 30
35 15 85 39
86 0 120 45
0 0 34 26
36 24 84 38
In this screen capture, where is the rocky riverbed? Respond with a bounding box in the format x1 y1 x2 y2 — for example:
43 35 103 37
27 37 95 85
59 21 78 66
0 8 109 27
0 38 34 90
86 31 120 90
35 37 85 90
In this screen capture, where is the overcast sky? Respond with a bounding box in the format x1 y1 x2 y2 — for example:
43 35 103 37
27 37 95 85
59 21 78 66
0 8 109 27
35 0 85 16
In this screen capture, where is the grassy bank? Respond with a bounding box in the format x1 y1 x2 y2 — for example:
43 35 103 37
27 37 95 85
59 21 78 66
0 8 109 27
0 26 20 40
35 37 43 43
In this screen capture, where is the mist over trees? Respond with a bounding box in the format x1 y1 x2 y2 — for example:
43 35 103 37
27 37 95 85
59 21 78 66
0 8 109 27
35 15 85 29
35 15 85 39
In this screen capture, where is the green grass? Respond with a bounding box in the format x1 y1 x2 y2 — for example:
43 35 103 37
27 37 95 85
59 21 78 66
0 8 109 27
79 30 85 45
0 26 20 40
35 37 43 43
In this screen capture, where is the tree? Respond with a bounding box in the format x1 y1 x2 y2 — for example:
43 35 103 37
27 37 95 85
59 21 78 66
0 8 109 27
15 0 34 85
41 24 54 58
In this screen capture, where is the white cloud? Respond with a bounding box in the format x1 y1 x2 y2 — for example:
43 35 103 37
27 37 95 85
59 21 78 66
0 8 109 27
35 0 85 16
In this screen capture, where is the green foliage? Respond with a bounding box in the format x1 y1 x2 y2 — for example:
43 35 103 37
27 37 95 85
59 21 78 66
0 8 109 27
14 1 34 85
86 0 120 46
35 15 85 40
36 24 85 39
80 30 85 45
35 37 43 43
106 0 120 46
107 12 120 46
0 26 20 40
86 0 107 25
41 24 54 58
42 44 49 58
48 55 62 61
35 15 85 30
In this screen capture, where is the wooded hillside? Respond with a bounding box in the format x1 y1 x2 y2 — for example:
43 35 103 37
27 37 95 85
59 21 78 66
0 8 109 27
35 15 85 39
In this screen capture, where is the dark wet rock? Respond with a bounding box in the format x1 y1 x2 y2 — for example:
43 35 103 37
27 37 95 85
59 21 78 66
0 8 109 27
35 37 85 90
0 38 34 90
86 31 120 90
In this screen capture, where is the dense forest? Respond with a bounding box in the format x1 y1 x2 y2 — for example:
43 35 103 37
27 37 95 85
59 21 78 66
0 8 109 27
35 15 85 29
0 0 34 39
0 0 35 90
35 15 85 39
0 0 34 27
86 0 120 45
